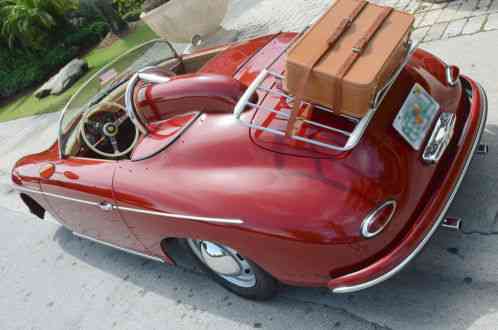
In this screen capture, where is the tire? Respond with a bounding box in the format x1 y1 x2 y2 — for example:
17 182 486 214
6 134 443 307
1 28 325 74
182 239 279 301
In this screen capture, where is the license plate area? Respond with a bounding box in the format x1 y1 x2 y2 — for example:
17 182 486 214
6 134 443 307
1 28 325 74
393 84 440 151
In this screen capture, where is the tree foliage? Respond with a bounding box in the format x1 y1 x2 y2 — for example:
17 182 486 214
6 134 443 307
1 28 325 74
80 0 127 34
0 0 78 49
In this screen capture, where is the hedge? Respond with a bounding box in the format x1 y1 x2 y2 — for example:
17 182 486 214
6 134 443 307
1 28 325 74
0 21 109 99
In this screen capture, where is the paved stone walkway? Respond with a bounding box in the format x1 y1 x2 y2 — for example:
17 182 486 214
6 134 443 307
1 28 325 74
225 0 498 43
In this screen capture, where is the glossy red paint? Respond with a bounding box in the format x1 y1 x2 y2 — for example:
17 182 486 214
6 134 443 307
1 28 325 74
11 33 487 290
131 112 200 160
39 158 148 252
136 73 249 123
327 75 485 291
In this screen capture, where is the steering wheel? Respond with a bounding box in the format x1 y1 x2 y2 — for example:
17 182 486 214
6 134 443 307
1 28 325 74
80 101 139 158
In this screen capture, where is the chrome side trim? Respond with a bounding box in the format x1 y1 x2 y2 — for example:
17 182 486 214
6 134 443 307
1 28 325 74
332 82 488 294
14 186 243 225
360 200 397 239
118 206 244 225
73 232 164 263
15 186 100 207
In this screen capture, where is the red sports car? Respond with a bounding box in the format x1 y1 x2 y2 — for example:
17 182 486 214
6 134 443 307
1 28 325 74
12 32 487 300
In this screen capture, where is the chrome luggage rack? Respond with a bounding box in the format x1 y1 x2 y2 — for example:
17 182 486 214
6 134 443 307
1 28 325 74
233 39 419 152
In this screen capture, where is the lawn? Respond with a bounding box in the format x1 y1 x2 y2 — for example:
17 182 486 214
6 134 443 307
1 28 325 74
0 22 158 123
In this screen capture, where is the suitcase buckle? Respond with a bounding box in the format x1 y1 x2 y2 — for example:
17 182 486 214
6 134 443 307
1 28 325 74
352 47 363 54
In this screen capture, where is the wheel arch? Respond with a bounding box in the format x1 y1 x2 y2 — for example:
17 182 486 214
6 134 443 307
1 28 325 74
158 235 279 280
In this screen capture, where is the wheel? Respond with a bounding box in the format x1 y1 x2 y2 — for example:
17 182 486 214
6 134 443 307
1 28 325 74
184 239 279 301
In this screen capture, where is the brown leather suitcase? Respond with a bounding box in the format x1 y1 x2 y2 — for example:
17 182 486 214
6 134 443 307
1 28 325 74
284 0 414 121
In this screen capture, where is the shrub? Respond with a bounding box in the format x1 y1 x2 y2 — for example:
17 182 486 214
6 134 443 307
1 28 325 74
122 7 142 22
0 0 79 49
0 46 77 98
0 20 109 99
64 21 109 49
114 0 145 18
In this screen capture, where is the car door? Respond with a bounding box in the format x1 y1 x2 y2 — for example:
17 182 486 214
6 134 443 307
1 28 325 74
39 157 146 252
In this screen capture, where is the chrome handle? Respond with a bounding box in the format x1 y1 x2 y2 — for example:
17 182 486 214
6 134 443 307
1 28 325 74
99 201 114 212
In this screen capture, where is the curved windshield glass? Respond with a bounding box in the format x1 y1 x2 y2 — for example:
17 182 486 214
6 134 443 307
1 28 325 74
59 40 177 157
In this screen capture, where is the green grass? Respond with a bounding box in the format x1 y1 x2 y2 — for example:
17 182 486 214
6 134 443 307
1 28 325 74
0 22 158 123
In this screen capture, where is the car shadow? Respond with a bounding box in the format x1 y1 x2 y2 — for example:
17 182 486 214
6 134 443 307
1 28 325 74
53 129 498 329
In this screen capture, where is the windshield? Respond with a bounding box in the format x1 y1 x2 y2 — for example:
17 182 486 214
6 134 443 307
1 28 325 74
59 39 177 157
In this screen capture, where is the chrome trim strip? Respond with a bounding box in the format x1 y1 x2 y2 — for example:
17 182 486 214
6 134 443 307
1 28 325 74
15 186 100 207
360 200 397 239
73 232 164 263
118 206 244 225
332 82 488 294
15 186 243 225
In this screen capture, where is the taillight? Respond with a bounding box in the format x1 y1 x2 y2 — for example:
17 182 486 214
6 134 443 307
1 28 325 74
361 200 397 238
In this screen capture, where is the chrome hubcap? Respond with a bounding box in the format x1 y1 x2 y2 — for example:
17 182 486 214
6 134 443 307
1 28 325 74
187 239 256 288
200 241 242 275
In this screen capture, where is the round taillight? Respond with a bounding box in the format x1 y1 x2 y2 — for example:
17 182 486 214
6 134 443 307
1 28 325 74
361 200 397 239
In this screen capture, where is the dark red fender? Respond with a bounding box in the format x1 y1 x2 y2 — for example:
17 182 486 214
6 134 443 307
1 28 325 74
38 158 147 253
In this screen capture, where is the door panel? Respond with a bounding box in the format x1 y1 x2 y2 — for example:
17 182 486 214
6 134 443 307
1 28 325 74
40 158 146 252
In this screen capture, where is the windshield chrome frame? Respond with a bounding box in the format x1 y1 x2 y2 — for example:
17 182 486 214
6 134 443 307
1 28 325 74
125 67 172 136
57 38 178 159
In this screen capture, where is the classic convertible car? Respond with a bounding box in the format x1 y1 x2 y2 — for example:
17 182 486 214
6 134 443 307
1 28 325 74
12 31 487 300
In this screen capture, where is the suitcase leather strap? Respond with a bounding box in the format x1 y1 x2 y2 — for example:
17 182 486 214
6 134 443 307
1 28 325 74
287 0 367 136
334 7 394 109
327 1 369 47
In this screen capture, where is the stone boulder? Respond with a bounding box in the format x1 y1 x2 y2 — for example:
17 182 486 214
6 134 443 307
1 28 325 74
35 59 88 99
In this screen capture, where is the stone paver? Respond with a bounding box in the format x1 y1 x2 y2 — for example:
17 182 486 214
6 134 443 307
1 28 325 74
443 18 467 38
485 12 498 29
424 22 449 41
437 1 462 23
463 15 487 34
225 0 498 44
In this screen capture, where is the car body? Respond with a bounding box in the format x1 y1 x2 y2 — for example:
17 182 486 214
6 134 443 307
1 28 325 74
11 32 488 298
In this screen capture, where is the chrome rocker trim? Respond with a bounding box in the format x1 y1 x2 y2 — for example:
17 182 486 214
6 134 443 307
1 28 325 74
72 232 165 263
332 82 488 294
